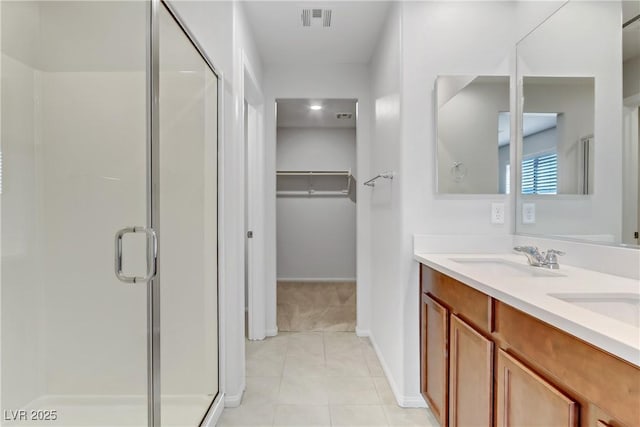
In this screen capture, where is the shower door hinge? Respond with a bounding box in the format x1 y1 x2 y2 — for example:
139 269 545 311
247 231 254 238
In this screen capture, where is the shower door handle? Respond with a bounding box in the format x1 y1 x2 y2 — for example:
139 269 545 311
114 226 158 284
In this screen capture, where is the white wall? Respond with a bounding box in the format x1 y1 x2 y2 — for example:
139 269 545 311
368 0 567 406
276 127 356 280
523 127 557 157
277 128 356 170
368 0 404 404
264 63 372 336
516 1 622 241
623 56 640 99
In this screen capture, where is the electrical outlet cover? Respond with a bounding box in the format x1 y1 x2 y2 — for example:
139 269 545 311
522 203 536 224
491 203 505 224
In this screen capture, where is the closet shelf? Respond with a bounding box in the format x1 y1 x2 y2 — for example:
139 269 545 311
276 170 353 197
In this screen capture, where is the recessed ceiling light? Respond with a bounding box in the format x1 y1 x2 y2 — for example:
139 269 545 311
310 105 322 111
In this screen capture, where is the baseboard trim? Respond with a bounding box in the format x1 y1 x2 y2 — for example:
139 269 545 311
402 395 429 408
266 327 278 337
277 277 357 283
355 327 370 337
201 393 225 427
224 390 244 408
368 333 427 408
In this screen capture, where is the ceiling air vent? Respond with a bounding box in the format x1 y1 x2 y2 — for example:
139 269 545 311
301 9 332 28
336 113 353 120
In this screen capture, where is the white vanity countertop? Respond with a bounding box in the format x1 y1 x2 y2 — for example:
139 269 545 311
414 252 640 367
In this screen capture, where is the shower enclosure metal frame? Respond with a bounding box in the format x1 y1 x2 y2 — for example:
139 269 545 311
146 1 224 425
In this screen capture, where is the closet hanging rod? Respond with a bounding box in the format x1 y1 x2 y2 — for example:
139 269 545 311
277 170 351 176
276 190 349 197
364 171 394 187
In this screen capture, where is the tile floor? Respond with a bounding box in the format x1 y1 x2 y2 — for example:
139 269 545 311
217 332 439 427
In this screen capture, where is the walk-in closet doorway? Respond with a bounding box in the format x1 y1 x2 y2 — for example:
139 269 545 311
274 99 358 332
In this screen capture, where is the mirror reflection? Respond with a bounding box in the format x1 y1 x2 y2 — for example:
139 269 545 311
622 1 640 245
436 75 509 194
515 1 637 247
521 77 595 195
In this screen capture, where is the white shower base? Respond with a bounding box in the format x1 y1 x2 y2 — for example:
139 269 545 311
4 394 215 426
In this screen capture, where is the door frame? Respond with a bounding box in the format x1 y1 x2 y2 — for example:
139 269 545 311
242 52 266 341
149 2 225 426
267 97 360 335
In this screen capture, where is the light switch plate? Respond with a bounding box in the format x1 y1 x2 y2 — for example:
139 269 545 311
491 203 505 224
522 203 536 224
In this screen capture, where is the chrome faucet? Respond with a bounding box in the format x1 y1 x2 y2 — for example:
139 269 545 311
543 249 565 270
514 246 565 269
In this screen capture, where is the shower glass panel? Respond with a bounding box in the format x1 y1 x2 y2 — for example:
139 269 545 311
1 1 149 425
159 4 219 426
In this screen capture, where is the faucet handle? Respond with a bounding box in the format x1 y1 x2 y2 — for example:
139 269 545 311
543 249 564 269
514 245 540 253
546 249 565 256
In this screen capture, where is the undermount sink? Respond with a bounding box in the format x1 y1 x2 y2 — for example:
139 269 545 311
449 258 565 278
549 293 640 328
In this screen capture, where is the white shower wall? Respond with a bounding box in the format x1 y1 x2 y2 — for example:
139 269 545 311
3 64 150 403
40 71 148 396
2 2 219 416
1 52 46 411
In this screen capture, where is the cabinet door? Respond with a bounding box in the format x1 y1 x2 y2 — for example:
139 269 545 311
496 349 578 427
449 315 493 427
421 293 449 426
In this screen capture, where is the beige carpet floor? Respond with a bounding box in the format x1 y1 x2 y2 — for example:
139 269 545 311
277 281 356 332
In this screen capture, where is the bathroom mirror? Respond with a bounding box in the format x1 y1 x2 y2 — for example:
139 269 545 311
436 75 510 194
521 77 595 195
515 1 639 247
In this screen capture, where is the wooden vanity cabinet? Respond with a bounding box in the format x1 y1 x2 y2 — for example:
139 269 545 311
419 264 640 427
449 314 493 427
496 349 578 427
493 301 640 426
421 293 449 426
420 266 494 427
587 406 628 427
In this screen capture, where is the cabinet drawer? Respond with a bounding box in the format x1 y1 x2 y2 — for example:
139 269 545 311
421 265 492 333
494 301 640 427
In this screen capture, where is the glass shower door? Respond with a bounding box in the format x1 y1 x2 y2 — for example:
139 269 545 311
1 1 150 425
158 4 220 426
